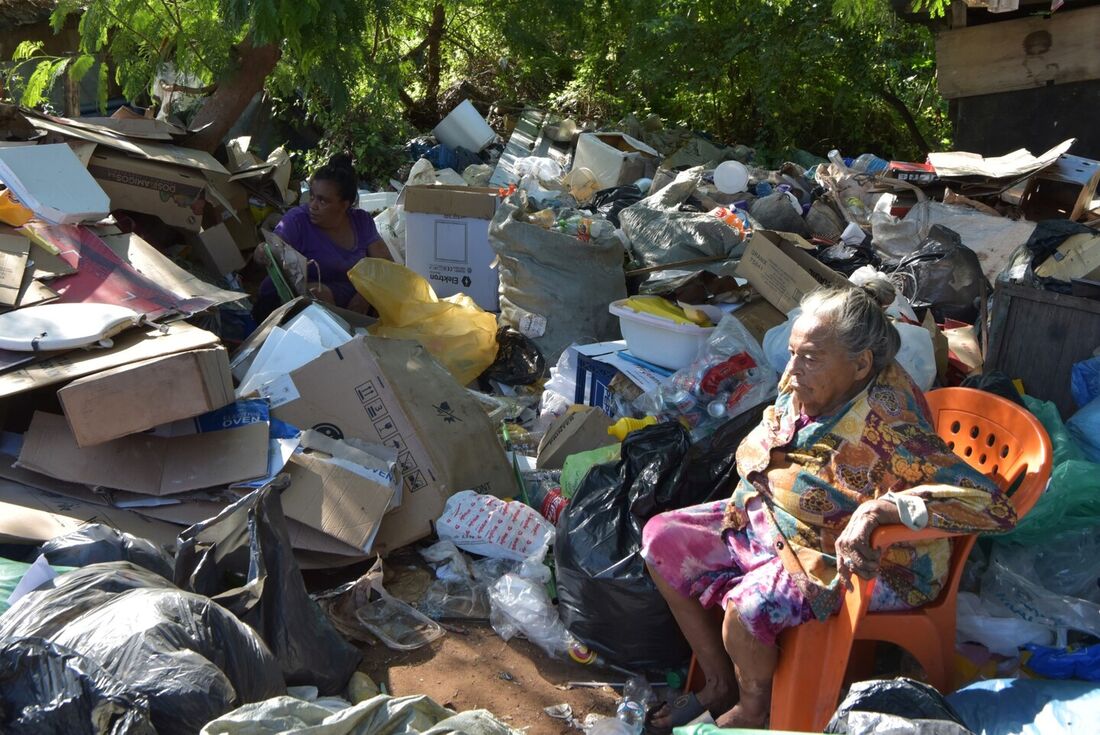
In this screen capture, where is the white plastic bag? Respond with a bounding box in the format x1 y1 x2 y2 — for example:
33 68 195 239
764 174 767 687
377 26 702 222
488 573 573 657
435 490 554 561
956 591 1054 656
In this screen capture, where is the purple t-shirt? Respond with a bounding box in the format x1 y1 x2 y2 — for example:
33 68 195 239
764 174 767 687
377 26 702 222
261 205 381 307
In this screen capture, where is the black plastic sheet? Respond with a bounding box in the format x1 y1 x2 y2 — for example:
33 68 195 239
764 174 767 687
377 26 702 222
0 637 156 735
38 524 173 580
827 678 971 734
175 486 361 695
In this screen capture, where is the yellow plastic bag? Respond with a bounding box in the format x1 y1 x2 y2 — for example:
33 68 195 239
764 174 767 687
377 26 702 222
348 258 499 385
0 190 33 227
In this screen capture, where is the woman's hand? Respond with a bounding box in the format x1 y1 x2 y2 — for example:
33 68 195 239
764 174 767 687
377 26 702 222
308 283 335 305
253 245 271 267
835 499 894 588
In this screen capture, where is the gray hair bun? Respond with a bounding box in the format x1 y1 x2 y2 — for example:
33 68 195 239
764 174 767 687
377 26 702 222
859 277 896 308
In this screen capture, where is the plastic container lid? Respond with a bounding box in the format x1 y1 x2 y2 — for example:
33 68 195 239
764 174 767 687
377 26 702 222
0 303 144 352
714 160 749 194
566 167 600 203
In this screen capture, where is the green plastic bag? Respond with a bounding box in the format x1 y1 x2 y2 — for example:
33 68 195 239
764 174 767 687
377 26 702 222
560 444 621 498
1002 460 1100 545
1022 395 1085 465
0 557 72 615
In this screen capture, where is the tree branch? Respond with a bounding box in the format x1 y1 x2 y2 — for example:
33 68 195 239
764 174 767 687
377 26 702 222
878 84 930 155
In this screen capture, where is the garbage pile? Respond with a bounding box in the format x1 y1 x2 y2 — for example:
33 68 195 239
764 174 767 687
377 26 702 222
0 93 1099 733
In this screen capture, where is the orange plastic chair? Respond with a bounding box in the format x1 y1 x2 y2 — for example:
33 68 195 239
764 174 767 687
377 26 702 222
684 387 1053 731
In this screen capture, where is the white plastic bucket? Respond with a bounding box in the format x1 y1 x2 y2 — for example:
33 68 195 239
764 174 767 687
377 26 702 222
609 300 714 370
432 100 496 153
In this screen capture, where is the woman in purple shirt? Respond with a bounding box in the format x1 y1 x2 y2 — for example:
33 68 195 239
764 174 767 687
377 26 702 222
253 154 389 322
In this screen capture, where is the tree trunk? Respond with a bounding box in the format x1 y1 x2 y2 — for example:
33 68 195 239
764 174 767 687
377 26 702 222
183 38 282 153
424 3 445 120
878 85 930 156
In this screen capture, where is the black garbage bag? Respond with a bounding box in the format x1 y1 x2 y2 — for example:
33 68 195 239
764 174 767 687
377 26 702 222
478 327 547 387
892 224 989 323
960 371 1026 408
49 588 285 735
0 637 156 735
826 678 972 734
0 561 175 641
591 185 644 227
555 423 695 670
38 524 174 580
817 241 880 277
174 486 361 695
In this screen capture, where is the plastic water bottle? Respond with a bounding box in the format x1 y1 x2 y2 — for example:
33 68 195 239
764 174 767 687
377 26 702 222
616 676 655 735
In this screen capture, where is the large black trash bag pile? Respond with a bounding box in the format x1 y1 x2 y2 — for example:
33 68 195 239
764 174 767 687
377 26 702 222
38 523 174 580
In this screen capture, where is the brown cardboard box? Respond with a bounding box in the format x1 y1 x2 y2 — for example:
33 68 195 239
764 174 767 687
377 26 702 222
86 147 211 231
281 430 397 554
735 230 848 314
731 298 788 345
17 411 268 496
58 346 235 447
269 336 517 554
536 406 617 470
0 322 219 399
185 222 247 276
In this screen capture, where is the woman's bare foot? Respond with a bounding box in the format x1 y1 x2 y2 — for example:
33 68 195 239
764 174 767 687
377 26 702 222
714 701 768 728
647 679 738 731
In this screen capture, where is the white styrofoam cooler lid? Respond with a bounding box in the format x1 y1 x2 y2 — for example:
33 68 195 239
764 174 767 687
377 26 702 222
0 303 144 351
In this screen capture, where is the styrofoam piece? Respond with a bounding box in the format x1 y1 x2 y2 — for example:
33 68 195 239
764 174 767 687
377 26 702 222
609 299 715 370
714 161 749 194
432 100 497 153
0 303 143 351
0 144 110 224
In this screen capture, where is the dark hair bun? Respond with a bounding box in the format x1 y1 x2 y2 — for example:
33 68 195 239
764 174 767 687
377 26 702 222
859 278 896 308
327 153 355 172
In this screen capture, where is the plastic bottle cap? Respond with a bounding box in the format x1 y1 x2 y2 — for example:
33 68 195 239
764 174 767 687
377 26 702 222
714 161 749 194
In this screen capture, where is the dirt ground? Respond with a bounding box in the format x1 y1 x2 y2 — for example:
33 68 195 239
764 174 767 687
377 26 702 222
358 625 624 734
308 549 627 734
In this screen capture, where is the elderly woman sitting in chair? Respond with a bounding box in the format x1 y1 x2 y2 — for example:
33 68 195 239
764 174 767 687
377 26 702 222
643 281 1016 729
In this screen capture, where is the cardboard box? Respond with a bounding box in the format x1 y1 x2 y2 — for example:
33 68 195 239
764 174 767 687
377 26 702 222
58 346 235 447
87 147 210 231
735 230 848 314
281 430 397 554
404 185 501 311
185 222 247 276
268 336 517 554
730 298 787 345
0 322 219 399
573 132 660 190
536 405 617 470
0 232 29 306
17 411 269 496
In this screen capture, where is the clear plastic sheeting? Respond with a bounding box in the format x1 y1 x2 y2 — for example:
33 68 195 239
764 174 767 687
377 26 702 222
0 636 157 735
48 587 285 735
619 167 746 269
488 572 575 657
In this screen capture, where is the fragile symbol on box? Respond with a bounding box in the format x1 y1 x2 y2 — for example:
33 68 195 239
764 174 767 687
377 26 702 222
405 470 428 492
398 451 417 473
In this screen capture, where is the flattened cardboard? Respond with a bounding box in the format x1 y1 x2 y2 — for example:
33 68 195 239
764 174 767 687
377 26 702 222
735 230 848 314
58 346 235 447
0 233 29 306
404 185 501 311
17 411 269 496
270 336 517 554
536 406 617 470
0 478 180 549
87 147 209 231
185 222 247 276
282 431 396 553
0 321 218 398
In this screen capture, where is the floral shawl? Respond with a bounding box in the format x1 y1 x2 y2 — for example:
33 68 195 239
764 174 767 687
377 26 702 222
725 362 1016 620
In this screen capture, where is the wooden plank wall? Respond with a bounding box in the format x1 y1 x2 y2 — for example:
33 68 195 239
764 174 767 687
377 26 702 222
937 5 1100 99
986 282 1100 418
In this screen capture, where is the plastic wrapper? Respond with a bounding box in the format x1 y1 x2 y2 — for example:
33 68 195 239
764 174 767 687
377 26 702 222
0 561 175 641
488 572 574 657
619 167 746 269
49 587 285 735
992 530 1100 604
436 490 555 561
348 258 499 386
38 523 173 580
490 194 626 364
478 326 546 387
1071 355 1100 409
635 314 777 440
891 224 989 324
0 637 156 735
174 486 361 695
825 678 970 735
956 591 1054 657
555 424 698 670
980 556 1100 640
